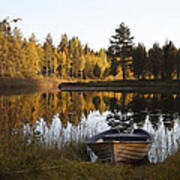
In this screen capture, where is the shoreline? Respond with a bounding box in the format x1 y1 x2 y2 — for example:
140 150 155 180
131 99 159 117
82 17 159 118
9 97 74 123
2 78 180 95
0 77 62 95
60 86 180 93
60 80 180 93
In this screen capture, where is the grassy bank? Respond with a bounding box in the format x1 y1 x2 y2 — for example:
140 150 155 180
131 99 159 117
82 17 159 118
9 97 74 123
0 128 180 180
0 77 64 95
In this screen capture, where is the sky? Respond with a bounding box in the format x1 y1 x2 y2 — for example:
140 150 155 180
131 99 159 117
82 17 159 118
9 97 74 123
1 0 180 50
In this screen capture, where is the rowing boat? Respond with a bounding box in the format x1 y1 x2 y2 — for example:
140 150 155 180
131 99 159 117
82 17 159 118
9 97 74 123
86 129 153 163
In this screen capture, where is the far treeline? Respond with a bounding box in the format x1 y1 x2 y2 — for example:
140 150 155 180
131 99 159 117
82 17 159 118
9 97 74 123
1 18 180 80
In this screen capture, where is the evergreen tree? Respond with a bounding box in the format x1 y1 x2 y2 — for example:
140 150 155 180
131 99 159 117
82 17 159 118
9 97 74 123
162 41 176 80
108 23 134 80
93 63 101 78
148 43 163 80
131 43 148 79
84 44 90 55
175 49 180 80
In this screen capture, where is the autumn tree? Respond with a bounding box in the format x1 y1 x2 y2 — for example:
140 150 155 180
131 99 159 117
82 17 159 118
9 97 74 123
43 33 54 76
84 53 95 79
30 37 41 76
58 34 69 78
0 18 23 77
68 37 84 77
0 27 8 76
98 49 110 78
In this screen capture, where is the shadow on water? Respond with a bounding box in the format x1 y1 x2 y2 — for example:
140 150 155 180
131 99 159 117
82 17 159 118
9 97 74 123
1 90 180 163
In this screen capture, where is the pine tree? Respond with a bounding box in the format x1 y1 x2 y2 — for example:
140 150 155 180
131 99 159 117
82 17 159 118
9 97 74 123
162 41 176 80
108 23 134 80
84 44 90 55
175 49 180 80
93 63 101 78
131 43 148 79
148 43 163 80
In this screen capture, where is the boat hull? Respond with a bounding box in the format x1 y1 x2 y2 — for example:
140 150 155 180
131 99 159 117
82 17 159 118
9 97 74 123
88 141 152 163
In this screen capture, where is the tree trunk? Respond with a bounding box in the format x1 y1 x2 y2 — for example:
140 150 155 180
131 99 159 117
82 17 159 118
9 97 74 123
122 59 126 80
46 60 49 76
177 65 180 80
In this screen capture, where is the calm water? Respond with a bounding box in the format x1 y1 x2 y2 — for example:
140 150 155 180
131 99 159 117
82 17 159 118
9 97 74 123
1 90 180 163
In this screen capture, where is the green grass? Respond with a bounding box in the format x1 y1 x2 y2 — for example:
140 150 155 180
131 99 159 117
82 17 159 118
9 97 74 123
0 128 180 180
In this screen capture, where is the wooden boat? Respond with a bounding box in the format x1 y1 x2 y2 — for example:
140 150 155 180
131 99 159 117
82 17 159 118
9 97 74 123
86 129 153 163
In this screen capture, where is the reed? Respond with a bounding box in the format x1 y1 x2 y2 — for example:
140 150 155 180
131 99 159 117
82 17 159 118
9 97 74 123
0 126 180 179
0 127 88 179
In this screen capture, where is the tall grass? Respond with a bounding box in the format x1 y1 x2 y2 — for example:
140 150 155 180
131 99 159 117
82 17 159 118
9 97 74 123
1 127 180 179
0 126 89 179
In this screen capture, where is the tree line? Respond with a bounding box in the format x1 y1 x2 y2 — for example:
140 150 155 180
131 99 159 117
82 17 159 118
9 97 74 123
0 18 110 79
1 18 180 80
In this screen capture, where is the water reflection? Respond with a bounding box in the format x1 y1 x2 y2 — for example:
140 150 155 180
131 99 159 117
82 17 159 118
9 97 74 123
1 91 180 163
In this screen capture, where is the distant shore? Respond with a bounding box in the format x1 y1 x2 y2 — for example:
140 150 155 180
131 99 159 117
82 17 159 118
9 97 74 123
2 78 180 95
60 80 180 93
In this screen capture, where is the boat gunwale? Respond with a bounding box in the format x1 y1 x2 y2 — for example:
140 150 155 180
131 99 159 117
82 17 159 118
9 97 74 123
86 140 153 145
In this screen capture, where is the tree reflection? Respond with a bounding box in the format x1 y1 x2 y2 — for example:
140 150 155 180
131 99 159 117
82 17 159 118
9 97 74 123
0 91 180 134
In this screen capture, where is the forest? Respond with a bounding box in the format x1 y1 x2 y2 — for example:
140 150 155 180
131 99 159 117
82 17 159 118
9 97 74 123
1 18 180 81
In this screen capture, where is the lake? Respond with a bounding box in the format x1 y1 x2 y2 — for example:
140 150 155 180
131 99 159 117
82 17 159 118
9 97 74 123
1 90 180 164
